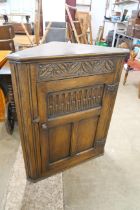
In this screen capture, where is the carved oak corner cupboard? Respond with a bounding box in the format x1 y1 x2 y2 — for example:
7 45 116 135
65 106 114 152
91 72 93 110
8 42 129 181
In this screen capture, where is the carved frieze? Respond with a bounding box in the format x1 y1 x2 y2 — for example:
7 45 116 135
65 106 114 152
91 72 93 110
38 58 116 81
47 84 104 118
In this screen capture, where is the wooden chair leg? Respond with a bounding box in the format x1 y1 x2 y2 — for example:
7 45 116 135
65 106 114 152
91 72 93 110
123 70 129 85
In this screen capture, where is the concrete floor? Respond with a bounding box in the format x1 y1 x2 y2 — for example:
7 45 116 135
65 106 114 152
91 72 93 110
63 71 140 210
0 70 140 210
0 123 20 210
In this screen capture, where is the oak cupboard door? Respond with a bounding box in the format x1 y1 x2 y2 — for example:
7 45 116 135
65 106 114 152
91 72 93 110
37 81 104 174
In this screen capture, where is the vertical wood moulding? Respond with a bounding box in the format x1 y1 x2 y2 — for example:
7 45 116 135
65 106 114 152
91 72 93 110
27 64 42 177
12 63 40 179
10 63 31 177
113 57 125 83
18 64 36 178
36 84 50 173
94 83 119 146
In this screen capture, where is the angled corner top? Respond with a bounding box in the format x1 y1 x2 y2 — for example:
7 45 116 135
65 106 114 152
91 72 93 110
8 42 129 62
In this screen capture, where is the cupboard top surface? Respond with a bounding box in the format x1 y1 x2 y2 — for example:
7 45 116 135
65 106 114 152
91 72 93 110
8 42 129 62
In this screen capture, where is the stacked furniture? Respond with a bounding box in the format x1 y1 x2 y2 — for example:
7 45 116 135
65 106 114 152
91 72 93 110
127 10 140 38
0 25 17 133
0 25 15 51
104 0 140 47
0 51 10 122
2 14 32 35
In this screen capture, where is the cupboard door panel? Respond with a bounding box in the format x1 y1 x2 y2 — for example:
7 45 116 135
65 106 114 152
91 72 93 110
77 117 98 153
37 81 104 171
48 123 71 163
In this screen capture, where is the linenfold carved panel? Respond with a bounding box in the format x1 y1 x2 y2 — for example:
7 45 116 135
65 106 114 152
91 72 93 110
47 85 104 118
38 58 115 81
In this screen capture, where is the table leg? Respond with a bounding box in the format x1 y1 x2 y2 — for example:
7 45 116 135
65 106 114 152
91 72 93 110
123 66 131 85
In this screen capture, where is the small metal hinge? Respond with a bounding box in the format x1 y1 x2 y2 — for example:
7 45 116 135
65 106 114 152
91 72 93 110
32 117 40 123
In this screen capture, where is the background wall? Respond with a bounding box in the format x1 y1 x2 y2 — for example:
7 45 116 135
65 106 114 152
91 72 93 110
0 0 139 41
91 0 106 40
42 0 65 34
0 0 65 28
42 0 65 23
0 1 10 14
0 0 35 22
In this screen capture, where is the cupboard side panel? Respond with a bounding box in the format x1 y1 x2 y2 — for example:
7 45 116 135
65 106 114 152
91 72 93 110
10 63 41 180
10 63 30 177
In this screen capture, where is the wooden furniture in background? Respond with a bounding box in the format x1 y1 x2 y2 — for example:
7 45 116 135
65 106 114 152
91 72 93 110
0 25 15 51
65 4 93 44
0 88 5 122
4 13 32 35
0 50 11 68
0 61 17 133
0 25 15 40
2 13 33 46
8 42 128 180
0 49 16 133
65 3 82 43
13 23 32 35
123 58 140 98
66 0 76 42
2 13 31 25
76 11 93 45
0 40 15 52
34 0 43 45
0 51 11 122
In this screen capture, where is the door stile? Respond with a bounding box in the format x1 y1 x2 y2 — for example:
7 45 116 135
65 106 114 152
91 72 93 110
37 84 50 172
94 83 119 147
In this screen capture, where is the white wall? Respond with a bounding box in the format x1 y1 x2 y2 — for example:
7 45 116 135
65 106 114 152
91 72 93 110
0 2 10 14
0 0 35 22
91 0 106 41
42 0 65 22
0 0 65 33
42 0 65 33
